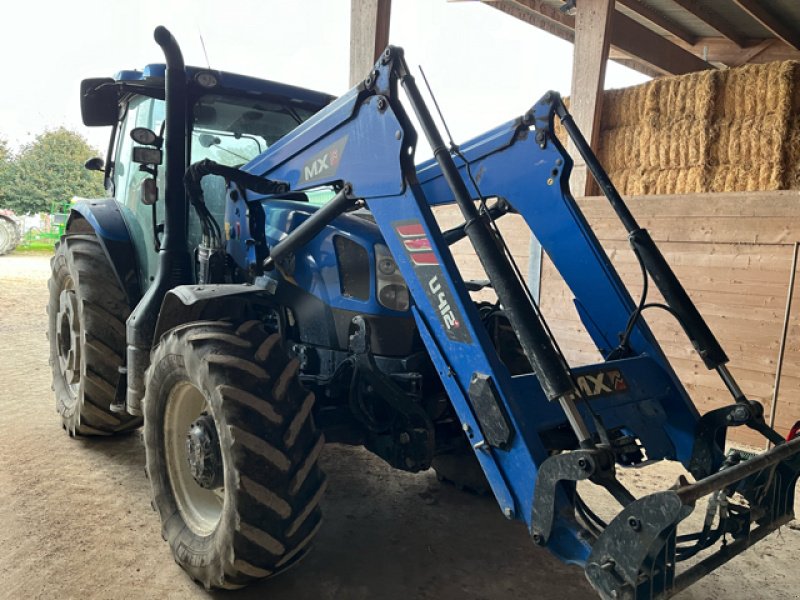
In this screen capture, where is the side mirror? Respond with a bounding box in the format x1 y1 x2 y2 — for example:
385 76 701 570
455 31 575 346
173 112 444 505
132 146 163 166
198 133 221 148
131 127 161 147
80 78 118 126
84 157 105 171
140 179 158 205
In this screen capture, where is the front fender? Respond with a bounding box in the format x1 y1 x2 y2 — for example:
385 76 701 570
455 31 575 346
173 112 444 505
153 283 274 343
66 199 141 308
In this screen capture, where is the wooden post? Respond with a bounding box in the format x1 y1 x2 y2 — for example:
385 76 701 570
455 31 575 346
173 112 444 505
568 0 613 197
349 0 392 87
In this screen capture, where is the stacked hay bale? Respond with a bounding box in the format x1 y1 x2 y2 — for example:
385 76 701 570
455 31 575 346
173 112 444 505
558 60 800 195
708 62 796 192
788 67 800 189
639 70 714 194
594 85 649 194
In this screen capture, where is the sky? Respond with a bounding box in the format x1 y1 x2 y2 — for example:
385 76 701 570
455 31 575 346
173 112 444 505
0 0 649 155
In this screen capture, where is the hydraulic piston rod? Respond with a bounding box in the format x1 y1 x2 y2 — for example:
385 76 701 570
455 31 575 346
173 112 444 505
397 63 591 444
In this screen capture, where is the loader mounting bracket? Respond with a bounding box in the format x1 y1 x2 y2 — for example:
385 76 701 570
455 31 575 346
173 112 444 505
531 448 615 545
586 491 691 600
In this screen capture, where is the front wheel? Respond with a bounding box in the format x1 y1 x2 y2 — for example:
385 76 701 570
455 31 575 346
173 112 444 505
144 320 326 589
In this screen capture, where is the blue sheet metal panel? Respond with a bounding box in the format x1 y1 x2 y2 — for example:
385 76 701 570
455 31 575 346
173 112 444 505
245 95 405 199
414 115 699 466
225 196 404 317
365 182 592 565
508 357 676 460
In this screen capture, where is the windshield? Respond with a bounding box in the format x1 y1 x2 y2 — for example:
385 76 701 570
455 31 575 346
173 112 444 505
190 94 317 166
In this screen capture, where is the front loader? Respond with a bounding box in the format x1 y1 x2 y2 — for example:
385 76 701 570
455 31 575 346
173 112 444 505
51 27 800 599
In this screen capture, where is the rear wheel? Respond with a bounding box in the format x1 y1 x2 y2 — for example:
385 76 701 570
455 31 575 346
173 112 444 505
47 234 141 435
0 215 19 255
144 320 326 589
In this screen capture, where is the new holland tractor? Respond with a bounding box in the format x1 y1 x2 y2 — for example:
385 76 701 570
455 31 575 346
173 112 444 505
49 27 800 599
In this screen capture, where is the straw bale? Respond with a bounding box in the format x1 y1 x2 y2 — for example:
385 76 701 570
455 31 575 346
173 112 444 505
607 168 648 196
597 126 642 171
709 115 789 166
553 96 570 145
645 70 717 124
647 166 706 195
790 62 800 117
639 119 709 170
601 84 648 129
786 117 800 189
715 61 795 120
707 164 784 192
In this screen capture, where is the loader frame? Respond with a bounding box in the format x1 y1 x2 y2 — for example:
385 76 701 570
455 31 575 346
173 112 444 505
233 46 800 599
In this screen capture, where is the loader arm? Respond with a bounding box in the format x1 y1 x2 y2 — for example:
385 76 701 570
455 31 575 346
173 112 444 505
234 47 800 600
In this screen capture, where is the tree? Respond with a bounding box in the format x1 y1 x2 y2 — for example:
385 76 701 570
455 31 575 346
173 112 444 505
2 128 105 214
0 137 12 211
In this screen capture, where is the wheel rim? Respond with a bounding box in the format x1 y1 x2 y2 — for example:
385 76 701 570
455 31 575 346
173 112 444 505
164 382 224 535
55 281 81 399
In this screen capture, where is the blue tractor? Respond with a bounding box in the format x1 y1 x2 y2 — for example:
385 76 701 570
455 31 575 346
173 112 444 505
50 27 800 599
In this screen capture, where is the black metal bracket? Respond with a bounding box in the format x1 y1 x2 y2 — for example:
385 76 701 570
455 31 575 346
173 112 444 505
348 316 434 471
531 448 607 545
689 400 786 479
468 373 514 450
586 491 692 600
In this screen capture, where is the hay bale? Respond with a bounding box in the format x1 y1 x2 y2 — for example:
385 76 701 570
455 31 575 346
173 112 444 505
709 115 788 167
647 166 706 195
786 117 800 188
608 168 649 196
645 70 717 124
639 118 709 170
597 126 642 171
601 84 648 129
708 164 784 192
715 61 795 120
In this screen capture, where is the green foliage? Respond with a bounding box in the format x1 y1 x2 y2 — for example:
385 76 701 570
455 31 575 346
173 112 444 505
0 128 105 214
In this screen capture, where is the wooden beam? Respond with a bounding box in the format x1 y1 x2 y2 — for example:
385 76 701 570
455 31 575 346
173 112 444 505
569 0 614 196
615 0 698 45
667 36 800 67
669 0 748 48
492 0 576 43
729 0 800 51
349 0 392 87
610 11 712 75
489 1 711 76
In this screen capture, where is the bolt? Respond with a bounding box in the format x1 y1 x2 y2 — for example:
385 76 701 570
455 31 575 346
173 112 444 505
377 97 387 111
532 532 544 545
503 507 514 519
610 591 619 599
628 517 642 532
395 130 402 140
732 405 750 422
547 178 554 186
462 423 472 436
556 158 563 166
399 432 411 445
577 457 590 471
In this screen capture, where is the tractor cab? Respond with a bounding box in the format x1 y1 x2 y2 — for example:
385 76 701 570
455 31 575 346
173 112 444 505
80 64 335 289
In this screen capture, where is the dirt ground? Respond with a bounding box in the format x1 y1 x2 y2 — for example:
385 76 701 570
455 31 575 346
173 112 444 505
1 252 799 600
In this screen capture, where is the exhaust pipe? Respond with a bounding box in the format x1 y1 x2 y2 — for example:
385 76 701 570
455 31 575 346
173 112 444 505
125 26 193 415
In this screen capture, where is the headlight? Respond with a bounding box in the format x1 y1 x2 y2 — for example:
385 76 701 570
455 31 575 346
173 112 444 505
375 244 409 311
